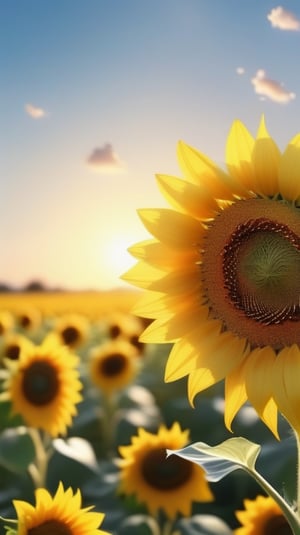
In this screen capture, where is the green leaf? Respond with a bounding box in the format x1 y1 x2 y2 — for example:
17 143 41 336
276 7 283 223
176 514 233 535
0 401 23 432
119 514 160 535
0 427 35 473
167 437 261 482
168 437 300 535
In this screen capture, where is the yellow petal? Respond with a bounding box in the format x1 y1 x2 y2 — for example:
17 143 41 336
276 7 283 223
138 208 204 248
165 336 200 382
272 345 300 434
244 347 278 438
226 120 255 191
187 331 247 406
121 261 166 289
156 173 218 220
149 266 201 294
177 140 245 199
140 302 206 343
128 239 198 270
278 134 300 201
132 291 186 318
140 316 179 343
224 355 249 432
252 116 280 197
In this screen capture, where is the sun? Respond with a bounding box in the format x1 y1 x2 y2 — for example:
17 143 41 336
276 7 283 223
100 233 140 288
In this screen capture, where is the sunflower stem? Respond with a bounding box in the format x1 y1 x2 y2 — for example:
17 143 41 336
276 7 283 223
160 519 174 535
100 392 117 458
27 428 52 488
0 516 18 524
249 467 300 535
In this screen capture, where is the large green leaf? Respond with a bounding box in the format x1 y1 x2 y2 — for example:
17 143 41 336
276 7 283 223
119 514 160 535
167 437 261 482
0 427 35 474
176 514 232 535
168 437 300 534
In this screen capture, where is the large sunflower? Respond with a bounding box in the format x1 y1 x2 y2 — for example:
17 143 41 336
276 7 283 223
118 422 214 519
13 481 110 535
123 117 300 437
6 335 82 436
234 495 292 534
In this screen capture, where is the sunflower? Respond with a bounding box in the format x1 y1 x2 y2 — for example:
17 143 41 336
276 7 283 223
54 313 89 349
13 481 110 535
123 117 300 437
15 307 42 332
118 422 214 519
6 335 82 436
102 312 146 354
234 495 292 534
89 339 139 394
0 333 34 366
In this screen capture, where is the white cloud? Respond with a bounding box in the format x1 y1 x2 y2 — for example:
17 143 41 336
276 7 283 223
251 69 296 103
236 67 245 75
267 6 300 31
86 143 126 173
25 103 47 119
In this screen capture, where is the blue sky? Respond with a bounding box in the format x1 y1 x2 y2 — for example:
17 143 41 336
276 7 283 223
2 0 300 290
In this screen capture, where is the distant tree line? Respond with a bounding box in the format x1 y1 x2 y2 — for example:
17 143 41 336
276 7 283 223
0 280 64 292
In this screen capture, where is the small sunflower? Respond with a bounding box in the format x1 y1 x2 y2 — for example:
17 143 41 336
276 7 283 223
13 481 110 535
54 313 89 348
123 117 300 437
0 333 34 366
234 495 292 534
15 307 42 332
118 422 214 519
89 339 139 394
6 335 82 436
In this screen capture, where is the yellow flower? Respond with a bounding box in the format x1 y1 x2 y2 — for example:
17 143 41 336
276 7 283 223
13 481 110 535
118 422 214 519
123 117 300 437
0 333 34 366
89 339 139 394
234 495 292 534
102 312 146 354
15 306 42 332
54 313 89 348
7 335 82 436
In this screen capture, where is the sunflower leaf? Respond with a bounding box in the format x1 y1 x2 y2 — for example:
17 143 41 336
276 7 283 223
0 427 35 474
176 514 233 535
166 436 261 482
119 514 160 535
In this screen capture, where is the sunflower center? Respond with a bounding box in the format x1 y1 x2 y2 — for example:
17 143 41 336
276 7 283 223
28 519 72 535
61 326 80 346
22 360 60 406
264 514 292 535
223 219 300 325
100 353 127 376
141 447 193 490
109 324 122 338
5 344 21 360
202 199 300 349
19 314 32 328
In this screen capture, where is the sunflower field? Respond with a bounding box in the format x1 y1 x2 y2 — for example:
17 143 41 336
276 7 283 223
0 288 295 535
